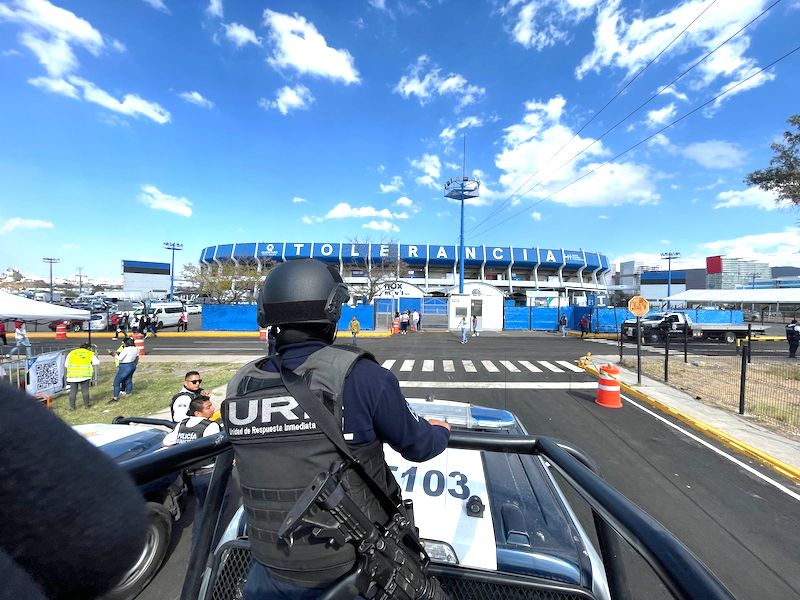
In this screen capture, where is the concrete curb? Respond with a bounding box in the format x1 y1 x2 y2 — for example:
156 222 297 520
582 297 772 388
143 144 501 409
581 362 800 485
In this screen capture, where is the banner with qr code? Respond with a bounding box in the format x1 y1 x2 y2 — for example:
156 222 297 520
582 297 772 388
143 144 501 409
28 351 66 396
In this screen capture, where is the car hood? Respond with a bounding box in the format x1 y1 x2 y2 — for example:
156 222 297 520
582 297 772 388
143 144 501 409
73 423 165 462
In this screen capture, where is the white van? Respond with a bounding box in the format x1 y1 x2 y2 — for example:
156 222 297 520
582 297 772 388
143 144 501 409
136 301 185 328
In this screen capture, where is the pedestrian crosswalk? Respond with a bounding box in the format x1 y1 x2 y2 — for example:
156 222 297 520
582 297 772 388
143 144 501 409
380 358 586 375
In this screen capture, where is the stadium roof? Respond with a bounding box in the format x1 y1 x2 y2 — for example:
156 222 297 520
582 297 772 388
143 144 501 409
665 289 800 303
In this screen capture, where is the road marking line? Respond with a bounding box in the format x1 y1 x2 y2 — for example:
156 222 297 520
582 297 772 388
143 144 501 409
382 360 396 370
422 360 434 372
556 360 585 373
538 361 564 373
463 360 477 373
499 360 520 372
399 381 598 389
623 395 800 502
482 360 499 373
519 360 542 373
443 360 454 372
400 360 415 372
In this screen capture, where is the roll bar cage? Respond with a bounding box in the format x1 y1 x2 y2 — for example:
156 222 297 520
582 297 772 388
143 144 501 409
119 425 735 600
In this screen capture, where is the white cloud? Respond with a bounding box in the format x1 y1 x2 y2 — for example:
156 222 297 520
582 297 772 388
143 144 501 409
141 0 170 14
259 85 314 116
682 140 745 168
326 203 393 219
0 217 54 234
223 22 260 48
495 95 659 207
178 90 214 109
576 1 776 103
2 48 22 56
292 196 308 204
139 185 192 217
436 211 451 217
368 0 387 10
301 215 322 224
440 115 484 142
263 9 359 84
28 75 77 97
530 211 542 221
410 153 441 189
661 85 688 102
695 177 725 191
645 103 676 128
503 0 601 51
363 220 399 232
395 196 413 207
206 0 223 19
379 175 403 194
647 133 671 148
394 56 485 109
701 228 800 266
713 187 780 211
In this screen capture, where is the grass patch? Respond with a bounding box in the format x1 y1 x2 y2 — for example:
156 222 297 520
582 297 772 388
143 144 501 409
51 362 243 426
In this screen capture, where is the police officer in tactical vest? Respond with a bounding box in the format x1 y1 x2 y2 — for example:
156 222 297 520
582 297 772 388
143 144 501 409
222 259 451 599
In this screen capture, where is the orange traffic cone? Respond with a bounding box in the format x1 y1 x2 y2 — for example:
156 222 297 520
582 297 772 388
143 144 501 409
55 323 68 340
595 364 622 408
133 333 146 356
259 327 268 341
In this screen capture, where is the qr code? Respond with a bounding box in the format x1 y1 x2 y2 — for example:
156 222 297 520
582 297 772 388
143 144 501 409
34 360 60 390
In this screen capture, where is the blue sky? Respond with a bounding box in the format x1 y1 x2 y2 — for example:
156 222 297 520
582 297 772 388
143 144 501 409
1 0 799 283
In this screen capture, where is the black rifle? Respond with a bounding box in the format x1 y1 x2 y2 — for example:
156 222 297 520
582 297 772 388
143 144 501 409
278 469 450 600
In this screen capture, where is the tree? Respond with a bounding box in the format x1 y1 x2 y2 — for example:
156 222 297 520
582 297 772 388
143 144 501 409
745 114 800 207
343 238 410 304
182 261 270 304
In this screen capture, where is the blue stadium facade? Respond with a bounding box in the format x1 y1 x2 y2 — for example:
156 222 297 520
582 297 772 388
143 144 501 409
199 242 610 299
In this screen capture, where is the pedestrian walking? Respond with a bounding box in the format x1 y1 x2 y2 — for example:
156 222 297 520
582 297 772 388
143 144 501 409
65 342 99 410
400 310 409 334
471 314 479 337
0 320 7 346
559 313 568 337
178 308 189 332
7 321 32 359
110 313 119 338
786 319 800 358
349 315 360 345
459 316 468 344
412 309 420 333
108 337 138 403
579 315 589 338
117 312 129 338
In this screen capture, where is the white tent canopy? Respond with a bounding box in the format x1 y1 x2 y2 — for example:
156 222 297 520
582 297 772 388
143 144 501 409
0 291 91 321
665 289 800 304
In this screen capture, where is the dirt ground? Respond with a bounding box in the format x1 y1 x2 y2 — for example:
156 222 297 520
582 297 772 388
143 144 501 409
622 355 800 441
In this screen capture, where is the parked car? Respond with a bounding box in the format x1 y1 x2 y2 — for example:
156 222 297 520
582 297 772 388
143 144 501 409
82 312 108 331
185 303 202 315
74 421 187 600
48 318 86 332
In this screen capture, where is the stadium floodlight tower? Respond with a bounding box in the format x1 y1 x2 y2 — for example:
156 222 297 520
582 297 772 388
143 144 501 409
444 175 480 293
660 251 681 310
43 257 60 302
164 242 183 301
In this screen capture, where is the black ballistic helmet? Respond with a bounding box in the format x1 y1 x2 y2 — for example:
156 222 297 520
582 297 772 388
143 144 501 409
257 259 350 328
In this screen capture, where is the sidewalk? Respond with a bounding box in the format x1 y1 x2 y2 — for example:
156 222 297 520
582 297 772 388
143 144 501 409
587 354 800 485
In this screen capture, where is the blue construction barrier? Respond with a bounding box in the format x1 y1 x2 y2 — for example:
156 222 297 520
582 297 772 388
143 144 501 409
202 304 258 331
504 307 530 330
337 304 376 331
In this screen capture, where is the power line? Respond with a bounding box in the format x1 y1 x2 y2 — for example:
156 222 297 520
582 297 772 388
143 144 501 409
468 0 721 236
475 42 800 238
468 0 785 239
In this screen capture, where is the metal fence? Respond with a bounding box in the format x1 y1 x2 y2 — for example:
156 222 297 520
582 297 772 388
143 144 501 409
622 344 800 438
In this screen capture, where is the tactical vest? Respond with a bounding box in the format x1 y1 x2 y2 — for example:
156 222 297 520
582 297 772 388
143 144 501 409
66 349 94 380
170 391 194 422
176 418 213 444
222 345 402 587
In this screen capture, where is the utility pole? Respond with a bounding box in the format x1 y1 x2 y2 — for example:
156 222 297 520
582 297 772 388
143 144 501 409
43 257 60 301
77 267 83 296
164 242 183 301
660 251 680 310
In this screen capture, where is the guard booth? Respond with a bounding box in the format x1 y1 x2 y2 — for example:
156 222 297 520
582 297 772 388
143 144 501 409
448 282 504 331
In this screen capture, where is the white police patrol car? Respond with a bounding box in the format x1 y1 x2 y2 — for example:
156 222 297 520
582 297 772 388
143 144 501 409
73 423 187 600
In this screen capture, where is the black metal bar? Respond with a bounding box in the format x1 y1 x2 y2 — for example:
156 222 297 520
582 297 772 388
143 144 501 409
739 340 747 415
683 323 688 364
122 432 230 485
747 323 752 365
112 415 177 430
533 437 735 600
664 324 670 384
181 449 234 600
636 317 642 385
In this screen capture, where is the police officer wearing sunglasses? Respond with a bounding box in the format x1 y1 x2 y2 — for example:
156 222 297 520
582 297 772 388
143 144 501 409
170 371 211 423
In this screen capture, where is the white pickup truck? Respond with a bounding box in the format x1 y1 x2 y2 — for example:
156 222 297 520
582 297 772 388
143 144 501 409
621 312 768 344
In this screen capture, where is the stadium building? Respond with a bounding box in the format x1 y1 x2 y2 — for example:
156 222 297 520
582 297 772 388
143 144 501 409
198 242 610 305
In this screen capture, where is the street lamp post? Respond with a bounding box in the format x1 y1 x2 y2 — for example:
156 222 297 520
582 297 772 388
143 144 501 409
43 257 60 301
164 242 183 301
444 177 480 294
660 251 681 310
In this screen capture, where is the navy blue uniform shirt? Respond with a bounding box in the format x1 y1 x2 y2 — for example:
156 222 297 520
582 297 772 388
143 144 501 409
264 341 449 462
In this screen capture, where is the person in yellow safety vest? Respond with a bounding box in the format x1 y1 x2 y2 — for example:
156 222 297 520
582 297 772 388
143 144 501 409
349 315 361 346
65 342 99 410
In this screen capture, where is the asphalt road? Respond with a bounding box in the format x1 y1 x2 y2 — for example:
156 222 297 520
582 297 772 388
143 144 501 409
100 332 800 599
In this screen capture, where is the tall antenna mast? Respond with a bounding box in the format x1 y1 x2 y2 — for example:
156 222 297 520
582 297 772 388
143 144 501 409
444 136 480 294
